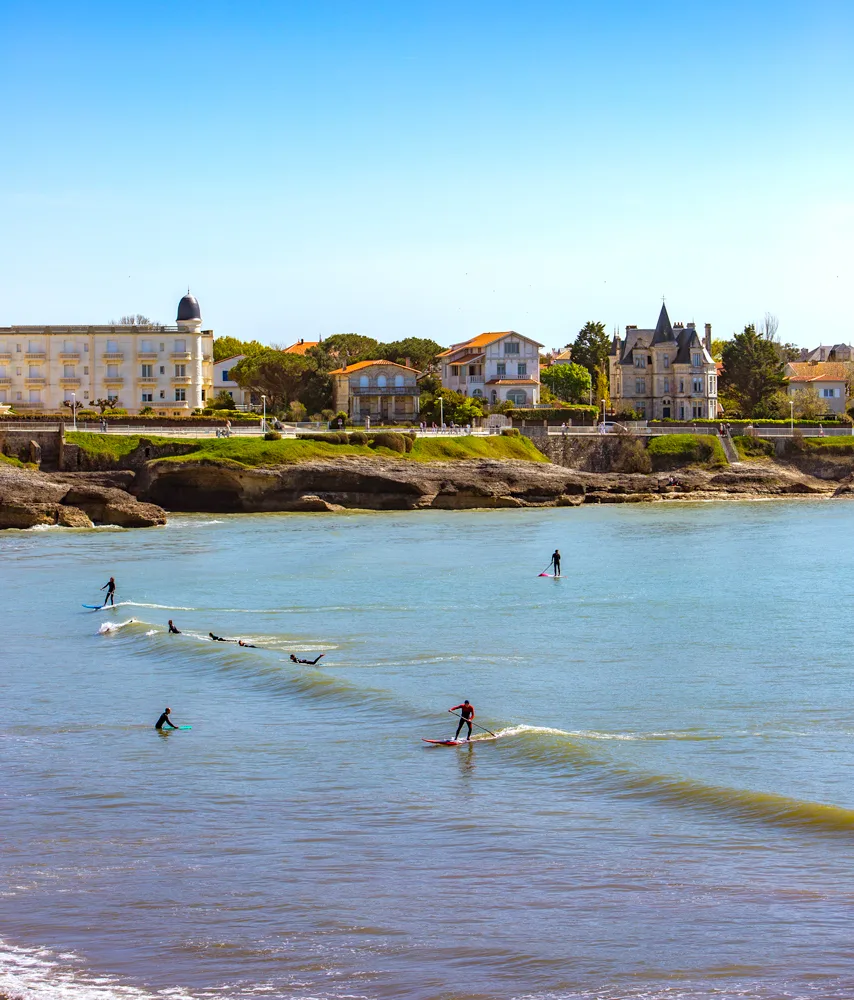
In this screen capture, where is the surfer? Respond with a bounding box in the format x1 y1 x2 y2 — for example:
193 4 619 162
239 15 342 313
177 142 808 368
550 549 561 577
168 620 181 634
238 640 256 648
449 700 475 741
290 653 325 664
155 707 179 730
100 576 116 606
209 632 235 642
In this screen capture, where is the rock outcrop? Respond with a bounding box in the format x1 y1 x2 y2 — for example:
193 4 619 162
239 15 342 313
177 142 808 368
0 462 166 530
137 455 839 514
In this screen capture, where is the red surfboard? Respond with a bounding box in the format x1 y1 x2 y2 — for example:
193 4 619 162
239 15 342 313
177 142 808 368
422 738 470 746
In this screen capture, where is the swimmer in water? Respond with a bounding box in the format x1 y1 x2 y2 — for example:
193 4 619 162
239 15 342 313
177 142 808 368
238 640 256 648
155 707 178 730
290 653 325 665
168 620 181 634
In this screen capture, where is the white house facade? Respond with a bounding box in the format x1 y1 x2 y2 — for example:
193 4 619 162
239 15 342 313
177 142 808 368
0 292 213 416
439 331 543 406
608 305 718 420
213 354 253 408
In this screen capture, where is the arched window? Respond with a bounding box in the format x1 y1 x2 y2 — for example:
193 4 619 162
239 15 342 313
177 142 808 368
377 375 387 388
506 389 527 405
491 390 498 403
472 388 483 398
359 375 369 387
394 374 404 387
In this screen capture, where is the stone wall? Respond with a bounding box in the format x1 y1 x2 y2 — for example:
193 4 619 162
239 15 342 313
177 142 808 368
0 427 64 468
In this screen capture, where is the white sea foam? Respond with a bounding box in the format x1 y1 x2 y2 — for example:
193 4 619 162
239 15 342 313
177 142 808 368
97 619 137 634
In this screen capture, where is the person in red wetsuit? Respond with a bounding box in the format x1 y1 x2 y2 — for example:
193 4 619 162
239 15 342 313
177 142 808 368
449 700 475 741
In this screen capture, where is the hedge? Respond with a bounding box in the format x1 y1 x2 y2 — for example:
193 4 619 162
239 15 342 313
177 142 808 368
0 413 257 426
508 406 599 424
647 434 726 470
368 432 406 454
649 417 851 427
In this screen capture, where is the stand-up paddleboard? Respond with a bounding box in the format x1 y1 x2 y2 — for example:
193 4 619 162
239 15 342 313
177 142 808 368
422 736 496 746
83 603 107 610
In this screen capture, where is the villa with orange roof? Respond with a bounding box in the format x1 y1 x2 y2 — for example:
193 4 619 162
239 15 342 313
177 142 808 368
439 331 543 406
785 361 849 415
330 359 420 424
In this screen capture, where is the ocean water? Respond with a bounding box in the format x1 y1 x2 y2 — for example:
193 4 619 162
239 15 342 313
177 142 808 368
3 501 854 1000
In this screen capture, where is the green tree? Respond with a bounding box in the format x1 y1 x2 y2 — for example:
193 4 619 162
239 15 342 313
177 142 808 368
230 350 316 410
540 362 592 403
790 387 827 419
419 387 485 424
594 365 610 410
571 321 610 377
208 389 239 410
720 325 785 417
306 334 380 372
710 338 729 361
213 336 266 363
378 337 445 372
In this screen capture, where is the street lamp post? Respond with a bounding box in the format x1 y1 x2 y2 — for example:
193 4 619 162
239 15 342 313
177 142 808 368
261 394 267 433
601 398 606 426
789 399 794 435
72 392 77 432
439 396 444 432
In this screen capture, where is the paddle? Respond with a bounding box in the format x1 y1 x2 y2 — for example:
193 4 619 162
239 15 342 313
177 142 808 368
449 711 496 738
538 561 552 577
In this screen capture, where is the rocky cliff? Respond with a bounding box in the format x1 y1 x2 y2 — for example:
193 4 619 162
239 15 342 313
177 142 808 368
137 455 839 513
0 462 166 530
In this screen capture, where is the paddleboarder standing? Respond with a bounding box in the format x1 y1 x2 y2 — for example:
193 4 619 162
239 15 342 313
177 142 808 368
450 700 475 741
101 576 116 606
551 549 561 577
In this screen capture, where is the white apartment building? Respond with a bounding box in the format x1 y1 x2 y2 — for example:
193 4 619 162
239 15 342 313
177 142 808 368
439 331 543 406
0 292 213 416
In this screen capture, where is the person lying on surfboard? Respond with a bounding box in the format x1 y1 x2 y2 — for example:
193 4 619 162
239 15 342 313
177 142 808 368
209 633 236 642
290 653 325 665
238 640 257 648
449 700 475 741
155 707 179 730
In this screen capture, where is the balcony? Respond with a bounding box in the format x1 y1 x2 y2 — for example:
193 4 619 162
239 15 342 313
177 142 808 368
137 352 158 361
25 378 47 386
467 376 485 384
0 353 10 362
350 385 419 396
59 352 80 361
59 378 81 386
0 377 11 385
171 375 192 384
25 352 46 360
102 377 125 386
102 353 124 362
137 376 158 383
171 351 192 360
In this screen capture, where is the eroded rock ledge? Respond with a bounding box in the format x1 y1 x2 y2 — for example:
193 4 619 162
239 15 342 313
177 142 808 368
136 457 840 514
0 463 166 530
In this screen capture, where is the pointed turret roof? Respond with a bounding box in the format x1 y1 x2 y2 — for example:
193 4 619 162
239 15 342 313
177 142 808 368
651 303 674 344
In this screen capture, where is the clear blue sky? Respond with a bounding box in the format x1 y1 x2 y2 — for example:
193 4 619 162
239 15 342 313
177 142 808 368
1 0 851 350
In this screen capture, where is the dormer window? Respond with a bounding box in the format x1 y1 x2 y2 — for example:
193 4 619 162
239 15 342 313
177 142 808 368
692 352 701 367
663 356 670 369
634 355 646 368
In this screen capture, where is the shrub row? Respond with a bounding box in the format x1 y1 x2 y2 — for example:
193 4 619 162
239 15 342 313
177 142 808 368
296 431 417 453
507 406 599 424
649 417 851 427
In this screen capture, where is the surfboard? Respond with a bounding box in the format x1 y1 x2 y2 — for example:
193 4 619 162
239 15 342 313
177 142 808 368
83 603 107 609
179 725 192 730
538 574 561 578
423 738 470 745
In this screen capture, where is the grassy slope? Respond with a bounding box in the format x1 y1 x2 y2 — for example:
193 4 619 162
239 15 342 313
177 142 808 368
647 433 727 468
732 435 775 460
66 433 548 468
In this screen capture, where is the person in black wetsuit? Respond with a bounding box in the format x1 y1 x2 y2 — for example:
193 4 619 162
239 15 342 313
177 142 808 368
101 576 116 606
551 549 561 577
155 707 178 730
209 633 235 642
449 700 475 741
290 653 325 665
168 620 181 634
238 640 257 648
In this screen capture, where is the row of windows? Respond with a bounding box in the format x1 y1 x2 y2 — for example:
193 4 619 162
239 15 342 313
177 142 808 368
631 376 717 395
0 339 190 354
0 388 200 405
634 352 706 369
355 374 412 387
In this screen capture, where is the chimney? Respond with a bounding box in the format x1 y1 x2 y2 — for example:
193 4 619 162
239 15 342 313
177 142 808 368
626 325 637 333
704 323 712 351
404 356 411 368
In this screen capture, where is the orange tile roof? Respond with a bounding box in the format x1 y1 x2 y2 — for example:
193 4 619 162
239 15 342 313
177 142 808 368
439 330 543 357
787 362 849 382
329 359 420 375
283 340 319 355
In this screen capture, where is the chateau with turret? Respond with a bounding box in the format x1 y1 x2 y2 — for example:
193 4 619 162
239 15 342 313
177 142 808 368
608 304 718 420
0 292 214 416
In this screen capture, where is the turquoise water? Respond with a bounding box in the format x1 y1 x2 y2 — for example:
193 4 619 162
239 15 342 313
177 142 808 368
3 501 854 999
